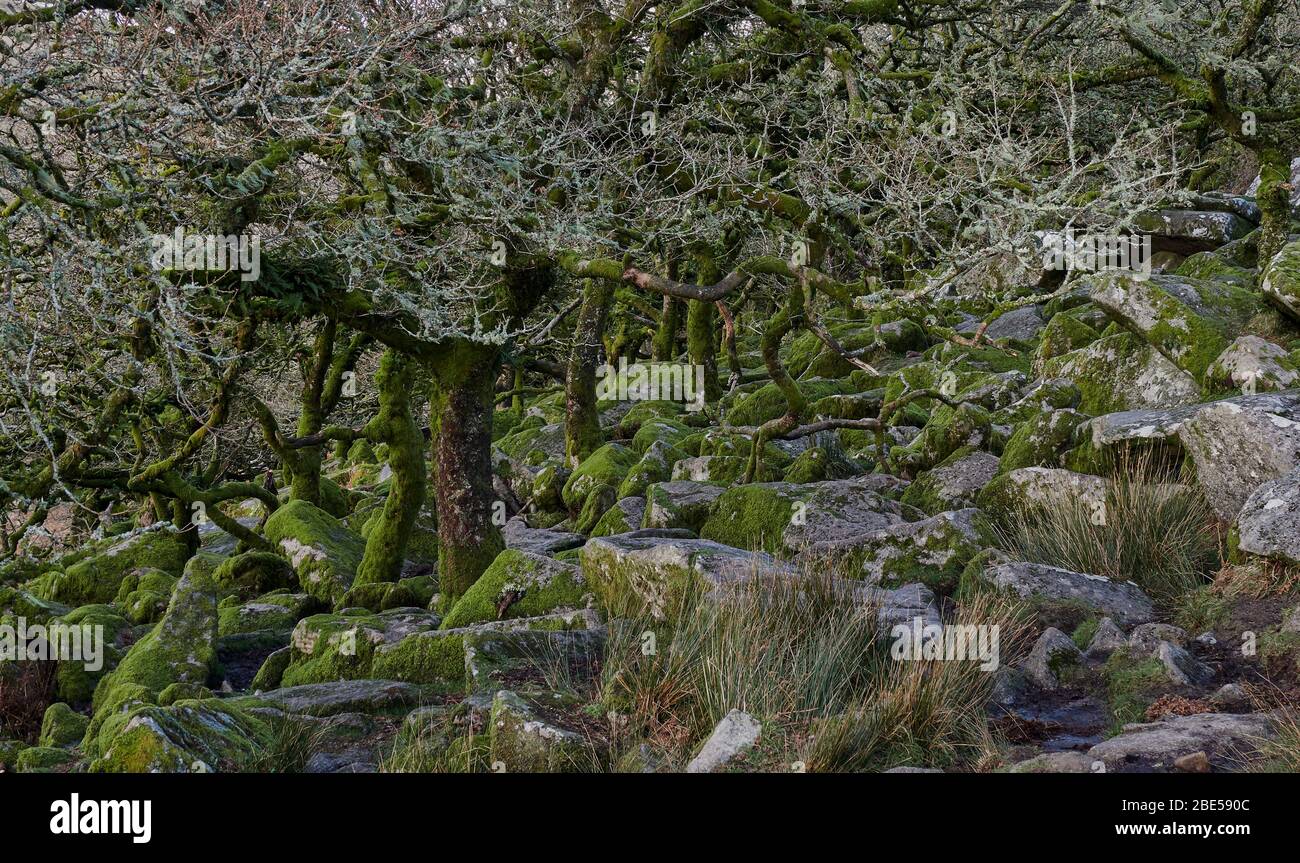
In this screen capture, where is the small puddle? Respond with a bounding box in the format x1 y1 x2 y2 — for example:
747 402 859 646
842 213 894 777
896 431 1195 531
995 693 1107 752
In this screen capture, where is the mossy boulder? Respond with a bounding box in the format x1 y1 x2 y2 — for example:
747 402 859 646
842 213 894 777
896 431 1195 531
210 551 296 602
727 379 850 426
617 441 685 499
900 447 1000 515
1041 332 1200 414
88 699 274 773
1086 271 1265 381
32 525 191 607
1034 313 1099 373
1203 335 1299 394
263 499 364 606
701 476 906 555
575 483 618 535
1261 240 1300 324
891 402 992 474
630 418 693 454
90 569 219 715
337 580 420 612
15 745 77 772
279 608 443 687
639 480 724 532
39 702 89 748
561 443 641 512
489 689 595 772
50 604 129 704
803 508 992 594
670 454 779 484
441 549 587 629
496 422 566 464
998 408 1089 473
217 590 318 636
113 567 178 625
590 497 646 538
615 399 687 434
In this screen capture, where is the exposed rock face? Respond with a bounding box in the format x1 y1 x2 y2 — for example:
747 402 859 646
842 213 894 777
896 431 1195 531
802 508 990 592
686 709 762 773
1133 209 1255 255
900 449 1000 515
978 561 1154 627
1205 335 1299 393
1085 271 1261 380
1178 395 1300 521
502 517 584 555
263 499 364 606
1261 239 1300 323
700 476 906 555
1088 712 1275 773
1021 627 1083 690
642 481 727 532
580 532 795 617
1235 467 1300 566
1041 332 1200 415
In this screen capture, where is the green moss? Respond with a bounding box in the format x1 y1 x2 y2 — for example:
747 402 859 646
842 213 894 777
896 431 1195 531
727 379 850 426
441 549 587 629
90 570 218 716
218 590 315 635
561 443 641 512
157 682 215 705
573 484 615 534
698 484 797 554
1070 617 1100 651
617 444 683 498
1034 313 1099 371
39 702 89 747
33 527 191 606
263 498 364 605
88 699 274 773
892 402 992 474
782 447 832 483
1102 649 1168 733
998 409 1087 473
369 630 468 686
15 745 76 772
211 551 295 602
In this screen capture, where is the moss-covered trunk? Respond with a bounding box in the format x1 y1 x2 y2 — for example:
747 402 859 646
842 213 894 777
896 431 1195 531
1256 148 1293 266
288 320 335 505
355 351 426 585
687 253 724 402
565 278 614 467
431 344 504 602
652 294 679 361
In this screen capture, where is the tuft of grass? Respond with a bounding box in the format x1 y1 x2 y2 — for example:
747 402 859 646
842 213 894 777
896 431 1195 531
1173 584 1229 633
245 716 326 773
994 453 1221 605
380 714 490 774
596 567 883 748
800 591 1032 773
1247 686 1300 773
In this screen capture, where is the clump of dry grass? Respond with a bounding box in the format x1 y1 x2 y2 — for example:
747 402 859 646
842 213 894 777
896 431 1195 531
596 561 1033 772
994 452 1221 605
801 591 1032 773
